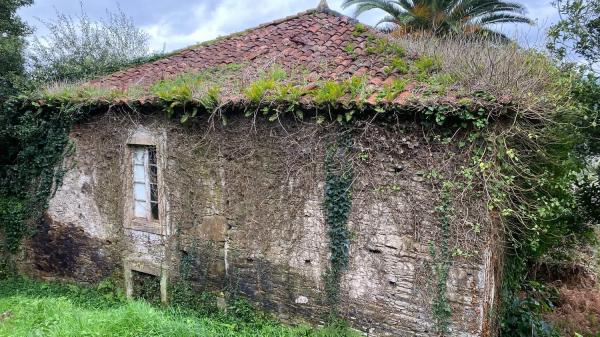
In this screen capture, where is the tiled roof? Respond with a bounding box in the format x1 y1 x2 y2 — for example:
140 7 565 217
91 6 393 90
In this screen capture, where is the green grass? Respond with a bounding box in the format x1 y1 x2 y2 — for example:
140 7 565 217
0 277 360 337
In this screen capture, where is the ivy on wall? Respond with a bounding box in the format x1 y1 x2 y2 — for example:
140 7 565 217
0 54 595 335
322 131 353 316
0 196 26 253
429 181 454 335
0 97 82 255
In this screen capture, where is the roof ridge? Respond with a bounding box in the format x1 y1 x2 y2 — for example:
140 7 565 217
254 9 319 30
145 7 356 63
91 5 372 88
246 6 357 32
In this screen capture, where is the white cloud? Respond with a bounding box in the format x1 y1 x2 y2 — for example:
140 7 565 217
19 0 560 53
142 1 318 52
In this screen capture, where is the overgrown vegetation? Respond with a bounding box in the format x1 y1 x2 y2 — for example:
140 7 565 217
0 0 33 102
548 0 600 74
429 181 453 335
0 196 26 253
0 7 598 336
322 132 353 317
0 277 361 337
0 98 78 254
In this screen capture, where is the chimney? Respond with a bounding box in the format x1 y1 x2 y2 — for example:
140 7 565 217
317 0 330 11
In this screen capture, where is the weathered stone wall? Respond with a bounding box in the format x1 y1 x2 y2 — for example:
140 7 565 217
23 111 500 336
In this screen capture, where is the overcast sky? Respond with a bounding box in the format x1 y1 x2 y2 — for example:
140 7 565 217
18 0 559 53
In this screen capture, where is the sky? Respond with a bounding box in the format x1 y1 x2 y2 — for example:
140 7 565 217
18 0 560 53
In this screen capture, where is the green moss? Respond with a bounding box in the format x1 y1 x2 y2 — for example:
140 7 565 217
199 86 221 109
244 66 294 103
311 77 371 106
44 84 130 102
343 43 356 57
353 23 367 36
150 64 244 105
269 66 287 81
457 97 473 105
422 74 455 96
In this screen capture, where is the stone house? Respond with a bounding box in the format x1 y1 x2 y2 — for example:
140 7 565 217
21 2 502 336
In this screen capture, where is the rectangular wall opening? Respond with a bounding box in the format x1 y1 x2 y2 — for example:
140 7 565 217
132 270 161 304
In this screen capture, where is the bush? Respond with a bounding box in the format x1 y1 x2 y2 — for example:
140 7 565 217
28 4 153 83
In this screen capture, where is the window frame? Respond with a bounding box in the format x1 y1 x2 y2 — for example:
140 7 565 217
124 130 168 236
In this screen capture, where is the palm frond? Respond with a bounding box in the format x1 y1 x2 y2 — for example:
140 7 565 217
375 14 401 27
476 12 534 25
470 27 511 42
342 0 533 39
463 0 528 16
341 0 404 18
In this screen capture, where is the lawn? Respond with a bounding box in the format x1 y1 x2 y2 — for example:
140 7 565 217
0 277 358 337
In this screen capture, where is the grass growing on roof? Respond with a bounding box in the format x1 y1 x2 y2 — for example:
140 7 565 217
0 277 361 337
378 79 408 101
152 63 243 102
32 34 559 118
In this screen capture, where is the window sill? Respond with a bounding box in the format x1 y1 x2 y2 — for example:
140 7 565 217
125 220 164 235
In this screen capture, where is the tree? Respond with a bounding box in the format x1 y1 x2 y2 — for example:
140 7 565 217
28 4 151 83
0 0 33 100
341 0 533 37
547 0 600 73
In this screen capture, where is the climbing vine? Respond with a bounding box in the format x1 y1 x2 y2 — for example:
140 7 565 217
0 196 27 253
0 97 87 254
429 181 453 335
322 130 353 316
0 30 596 335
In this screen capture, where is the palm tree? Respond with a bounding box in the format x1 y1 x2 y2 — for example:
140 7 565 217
341 0 533 37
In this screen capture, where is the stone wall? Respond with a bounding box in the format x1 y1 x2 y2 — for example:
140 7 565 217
22 111 500 336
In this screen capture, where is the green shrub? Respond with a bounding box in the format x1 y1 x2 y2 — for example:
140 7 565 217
500 280 560 337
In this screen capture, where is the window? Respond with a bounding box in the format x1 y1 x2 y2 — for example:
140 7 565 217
132 146 159 221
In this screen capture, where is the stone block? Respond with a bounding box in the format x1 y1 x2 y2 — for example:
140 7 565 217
201 215 228 242
182 215 228 242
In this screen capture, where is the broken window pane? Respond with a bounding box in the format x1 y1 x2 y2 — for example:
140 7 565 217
151 202 159 220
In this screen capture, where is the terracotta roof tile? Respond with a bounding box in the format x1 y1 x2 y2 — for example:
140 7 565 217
91 7 389 91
